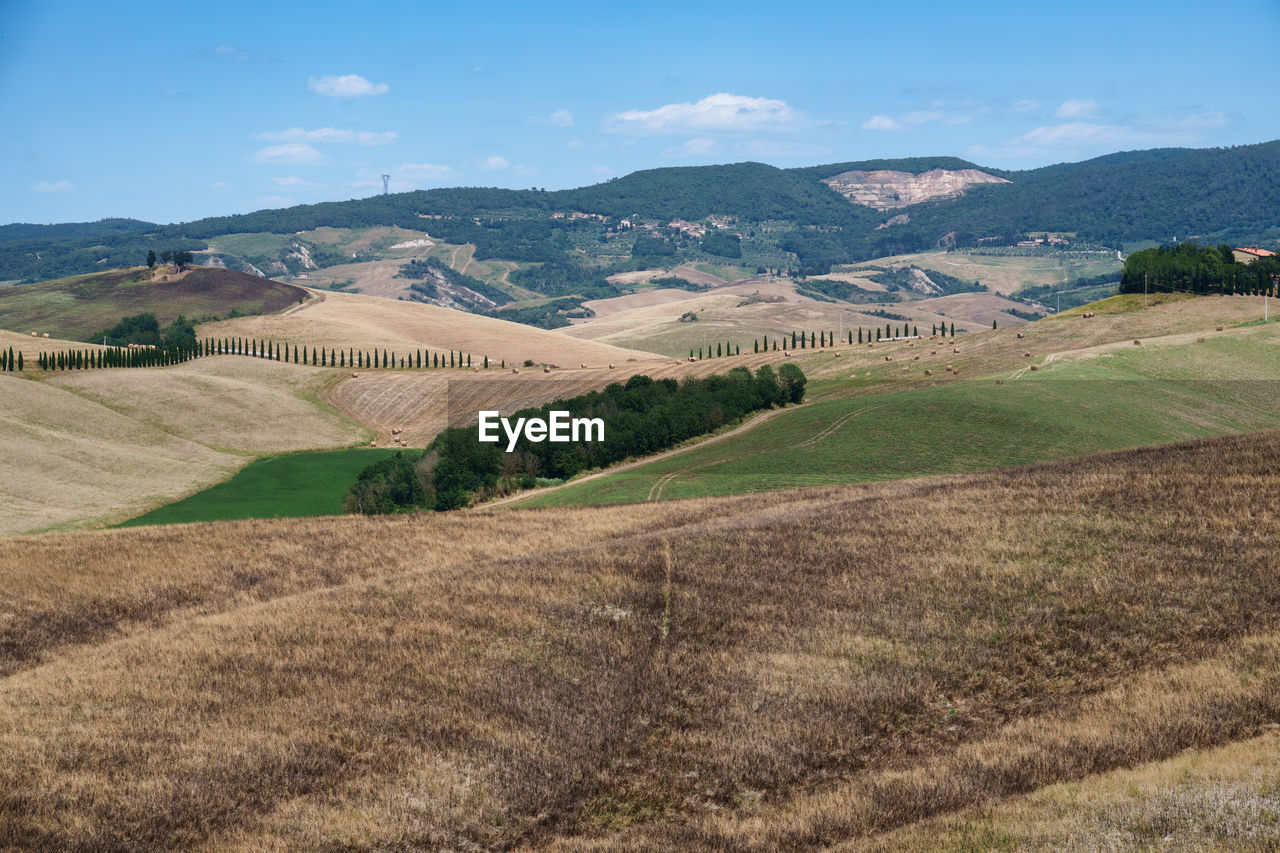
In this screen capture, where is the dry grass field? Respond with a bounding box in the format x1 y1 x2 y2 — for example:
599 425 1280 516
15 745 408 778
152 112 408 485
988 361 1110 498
2 430 1279 849
0 357 364 535
200 288 660 368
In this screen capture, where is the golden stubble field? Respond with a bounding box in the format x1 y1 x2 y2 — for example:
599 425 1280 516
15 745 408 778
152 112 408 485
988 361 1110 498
200 288 661 367
0 355 364 535
2 428 1279 850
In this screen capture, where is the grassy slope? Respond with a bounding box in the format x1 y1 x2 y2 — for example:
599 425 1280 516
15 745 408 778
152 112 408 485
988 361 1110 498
2 431 1279 848
116 448 402 526
0 357 367 535
0 266 306 341
517 296 1280 507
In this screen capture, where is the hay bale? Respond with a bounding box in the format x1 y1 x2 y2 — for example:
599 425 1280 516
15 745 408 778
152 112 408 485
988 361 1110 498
608 363 615 369
1017 332 1024 339
924 369 933 376
512 368 519 374
42 333 49 338
1133 339 1142 346
543 366 551 373
946 364 953 371
913 355 919 360
995 379 1004 385
953 348 960 353
1030 364 1038 371
1216 326 1224 331
30 331 37 337
1198 337 1206 343
581 363 587 368
472 366 480 372
370 441 378 447
351 372 359 378
1024 352 1032 358
884 355 892 361
688 356 696 362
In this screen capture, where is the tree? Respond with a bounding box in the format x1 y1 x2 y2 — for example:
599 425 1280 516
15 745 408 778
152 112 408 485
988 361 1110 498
146 249 156 269
992 319 998 330
950 322 955 336
16 351 23 372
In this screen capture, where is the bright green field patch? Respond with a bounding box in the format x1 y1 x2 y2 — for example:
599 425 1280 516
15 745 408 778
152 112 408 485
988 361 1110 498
521 334 1280 508
118 448 402 526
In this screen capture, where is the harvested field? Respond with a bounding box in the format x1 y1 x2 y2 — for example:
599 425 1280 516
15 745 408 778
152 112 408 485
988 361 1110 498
200 288 660 368
2 430 1280 848
0 358 363 535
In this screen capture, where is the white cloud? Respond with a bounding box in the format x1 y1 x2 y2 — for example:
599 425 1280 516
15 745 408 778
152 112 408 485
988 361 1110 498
481 155 510 170
259 127 396 145
665 137 719 157
1012 99 1042 113
272 176 319 188
1160 111 1229 130
549 109 574 127
607 93 804 135
249 195 297 209
31 180 73 192
397 162 455 180
1054 98 1101 120
1014 121 1142 147
861 114 902 131
307 74 389 97
252 143 326 164
565 138 585 150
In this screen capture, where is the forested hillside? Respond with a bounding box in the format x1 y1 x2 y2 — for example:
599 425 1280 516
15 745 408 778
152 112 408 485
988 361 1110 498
3 142 1277 290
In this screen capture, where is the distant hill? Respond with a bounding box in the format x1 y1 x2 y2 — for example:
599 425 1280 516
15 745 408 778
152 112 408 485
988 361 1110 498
0 266 306 341
3 141 1278 286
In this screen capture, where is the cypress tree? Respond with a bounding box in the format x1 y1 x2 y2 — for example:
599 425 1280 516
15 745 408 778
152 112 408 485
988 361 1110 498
950 322 955 336
876 329 881 341
17 352 22 372
484 355 488 368
699 347 703 359
433 352 439 368
340 350 345 368
467 354 471 367
416 350 422 368
913 325 918 337
858 328 863 344
791 331 797 348
992 319 997 329
810 331 815 348
717 342 722 357
449 351 454 368
384 350 389 368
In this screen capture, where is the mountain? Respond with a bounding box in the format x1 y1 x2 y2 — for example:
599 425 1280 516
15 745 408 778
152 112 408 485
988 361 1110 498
3 141 1278 286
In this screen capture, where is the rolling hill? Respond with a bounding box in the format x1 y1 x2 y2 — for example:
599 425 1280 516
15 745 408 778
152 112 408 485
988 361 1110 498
0 266 307 341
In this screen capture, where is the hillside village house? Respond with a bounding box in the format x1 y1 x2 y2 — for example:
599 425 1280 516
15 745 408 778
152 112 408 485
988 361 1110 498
1233 246 1276 264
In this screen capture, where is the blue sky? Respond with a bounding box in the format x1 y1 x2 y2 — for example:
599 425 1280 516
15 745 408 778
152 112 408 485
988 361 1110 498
3 0 1278 225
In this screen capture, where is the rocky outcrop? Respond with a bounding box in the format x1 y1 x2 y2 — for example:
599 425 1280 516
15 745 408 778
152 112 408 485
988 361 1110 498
823 168 1009 210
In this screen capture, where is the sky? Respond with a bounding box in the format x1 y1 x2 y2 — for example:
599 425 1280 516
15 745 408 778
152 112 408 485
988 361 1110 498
2 0 1278 225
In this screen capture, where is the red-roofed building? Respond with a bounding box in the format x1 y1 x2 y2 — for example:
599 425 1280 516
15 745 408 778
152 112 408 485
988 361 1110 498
1233 246 1276 264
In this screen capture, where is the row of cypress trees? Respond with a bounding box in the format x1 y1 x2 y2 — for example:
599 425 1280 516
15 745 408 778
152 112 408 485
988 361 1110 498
0 347 22 372
22 337 509 374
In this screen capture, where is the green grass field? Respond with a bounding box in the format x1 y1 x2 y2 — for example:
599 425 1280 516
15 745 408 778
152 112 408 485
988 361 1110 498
117 448 400 526
518 332 1280 507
